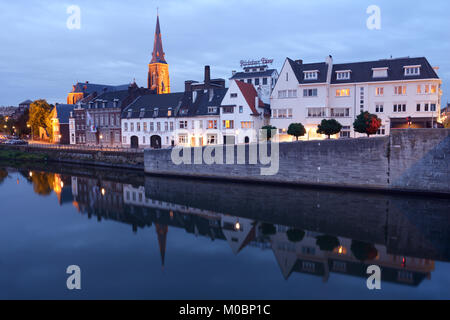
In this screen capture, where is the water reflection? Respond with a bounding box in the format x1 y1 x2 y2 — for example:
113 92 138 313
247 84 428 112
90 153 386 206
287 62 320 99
11 166 449 289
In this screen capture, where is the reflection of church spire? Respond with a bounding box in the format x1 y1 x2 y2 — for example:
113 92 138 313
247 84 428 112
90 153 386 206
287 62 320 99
155 224 168 269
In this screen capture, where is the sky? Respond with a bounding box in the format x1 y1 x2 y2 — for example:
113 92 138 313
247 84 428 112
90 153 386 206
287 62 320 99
0 0 449 106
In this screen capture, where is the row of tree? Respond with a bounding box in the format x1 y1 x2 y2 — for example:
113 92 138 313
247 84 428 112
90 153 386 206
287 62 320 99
263 111 383 140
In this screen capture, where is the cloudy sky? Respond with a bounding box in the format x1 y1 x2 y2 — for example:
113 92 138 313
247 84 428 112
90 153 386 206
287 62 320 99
0 0 449 106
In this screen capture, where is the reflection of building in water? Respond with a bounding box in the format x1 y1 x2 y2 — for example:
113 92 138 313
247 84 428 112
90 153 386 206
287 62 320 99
270 226 435 286
32 172 437 287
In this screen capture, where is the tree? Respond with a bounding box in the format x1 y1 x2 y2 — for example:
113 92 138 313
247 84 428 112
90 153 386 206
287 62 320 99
443 117 450 129
28 100 54 140
286 229 305 242
316 235 340 252
14 108 31 138
287 123 306 141
317 119 343 139
351 240 378 261
353 111 382 137
260 223 276 236
261 125 277 141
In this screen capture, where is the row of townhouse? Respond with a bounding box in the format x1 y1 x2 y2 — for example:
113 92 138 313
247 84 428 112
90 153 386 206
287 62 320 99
120 66 270 148
271 56 443 140
67 56 443 148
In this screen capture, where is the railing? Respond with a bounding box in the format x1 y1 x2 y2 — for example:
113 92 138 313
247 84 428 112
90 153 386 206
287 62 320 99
22 142 144 153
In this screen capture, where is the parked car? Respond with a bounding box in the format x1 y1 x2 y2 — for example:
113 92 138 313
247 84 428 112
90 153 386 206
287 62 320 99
4 139 28 145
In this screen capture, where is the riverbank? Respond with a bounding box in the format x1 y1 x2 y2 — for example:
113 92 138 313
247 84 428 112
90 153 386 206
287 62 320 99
0 145 144 170
144 129 450 195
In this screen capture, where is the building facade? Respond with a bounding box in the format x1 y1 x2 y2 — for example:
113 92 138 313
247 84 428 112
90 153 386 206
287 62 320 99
270 56 442 141
50 104 75 144
230 62 278 104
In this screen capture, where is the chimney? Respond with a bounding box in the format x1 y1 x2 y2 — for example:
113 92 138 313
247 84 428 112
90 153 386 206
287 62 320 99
255 96 259 110
295 59 303 65
232 70 237 76
204 65 211 88
326 55 333 65
185 80 194 93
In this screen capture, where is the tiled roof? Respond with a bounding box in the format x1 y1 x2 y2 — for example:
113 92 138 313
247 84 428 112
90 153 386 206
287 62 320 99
286 56 439 85
55 104 75 124
235 80 264 115
71 83 129 95
183 88 228 117
122 92 185 119
230 69 277 80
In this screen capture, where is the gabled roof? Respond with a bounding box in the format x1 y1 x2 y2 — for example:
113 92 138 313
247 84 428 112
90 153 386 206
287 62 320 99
330 57 439 84
70 82 129 95
54 104 75 124
235 80 264 115
230 69 277 80
122 92 185 119
183 87 228 117
287 58 329 84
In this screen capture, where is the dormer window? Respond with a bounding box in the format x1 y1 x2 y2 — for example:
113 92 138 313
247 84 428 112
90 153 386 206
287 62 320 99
102 101 107 108
153 108 159 117
336 70 351 80
127 110 132 118
139 108 145 118
372 67 388 78
304 71 318 80
113 99 119 108
404 65 421 76
168 108 172 117
208 107 218 114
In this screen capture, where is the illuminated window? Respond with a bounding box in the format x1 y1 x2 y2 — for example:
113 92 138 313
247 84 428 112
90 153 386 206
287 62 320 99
241 121 254 129
178 134 188 144
375 87 384 96
394 86 407 95
417 85 422 94
207 134 217 145
167 109 172 117
223 120 234 129
336 89 350 97
207 120 217 129
431 85 437 94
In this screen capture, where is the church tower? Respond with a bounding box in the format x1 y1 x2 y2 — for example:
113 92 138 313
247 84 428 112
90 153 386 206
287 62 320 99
148 13 170 94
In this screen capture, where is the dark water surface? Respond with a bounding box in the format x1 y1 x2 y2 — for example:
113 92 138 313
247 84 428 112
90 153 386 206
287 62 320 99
0 163 449 300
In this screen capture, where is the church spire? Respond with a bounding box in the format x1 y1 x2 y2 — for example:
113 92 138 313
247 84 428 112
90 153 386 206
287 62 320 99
150 13 167 64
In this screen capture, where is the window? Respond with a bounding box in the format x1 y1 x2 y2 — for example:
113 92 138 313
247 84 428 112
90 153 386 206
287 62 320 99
198 120 203 129
130 123 134 132
288 90 297 98
179 121 188 129
425 103 429 111
336 71 351 80
340 126 351 138
124 122 128 132
303 88 318 97
170 122 174 131
239 106 243 113
336 89 350 97
241 121 254 129
222 106 234 114
431 104 436 112
372 68 388 78
394 86 407 95
137 122 141 132
330 108 350 117
143 122 147 132
417 85 422 94
223 120 234 129
165 122 169 131
208 107 218 114
286 73 289 81
207 134 217 145
157 122 161 131
377 126 386 135
404 66 421 76
247 79 252 84
375 87 384 96
431 85 437 94
417 104 421 112
375 104 384 113
304 71 318 80
263 78 268 85
360 87 365 111
255 78 260 86
230 93 238 98
393 104 406 112
167 109 172 117
178 134 188 144
278 90 287 99
153 108 159 117
150 122 154 132
271 108 293 119
307 108 326 118
208 120 218 129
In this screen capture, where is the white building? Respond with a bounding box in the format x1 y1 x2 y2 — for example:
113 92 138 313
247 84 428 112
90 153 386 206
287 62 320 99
219 80 269 145
230 62 278 104
270 56 442 141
